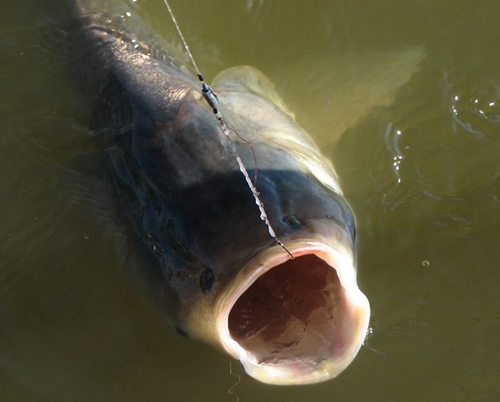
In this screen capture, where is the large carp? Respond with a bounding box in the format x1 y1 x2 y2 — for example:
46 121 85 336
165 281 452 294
67 0 370 385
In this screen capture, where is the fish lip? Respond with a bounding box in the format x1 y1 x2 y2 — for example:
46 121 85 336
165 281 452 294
216 238 370 386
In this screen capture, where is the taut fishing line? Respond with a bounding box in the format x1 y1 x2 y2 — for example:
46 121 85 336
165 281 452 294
227 359 241 402
161 0 293 259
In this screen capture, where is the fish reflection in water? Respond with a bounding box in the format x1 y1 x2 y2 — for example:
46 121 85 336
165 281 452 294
23 0 422 386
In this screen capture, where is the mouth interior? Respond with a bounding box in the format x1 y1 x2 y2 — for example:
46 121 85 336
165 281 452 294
228 254 345 367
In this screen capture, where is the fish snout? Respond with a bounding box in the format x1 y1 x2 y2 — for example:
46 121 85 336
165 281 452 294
212 230 370 385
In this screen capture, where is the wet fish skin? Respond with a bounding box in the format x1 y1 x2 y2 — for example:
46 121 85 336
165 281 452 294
67 0 369 385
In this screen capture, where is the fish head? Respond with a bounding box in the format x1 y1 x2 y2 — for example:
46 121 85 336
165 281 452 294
185 214 369 385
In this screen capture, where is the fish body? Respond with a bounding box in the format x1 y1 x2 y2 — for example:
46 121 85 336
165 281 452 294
68 0 370 385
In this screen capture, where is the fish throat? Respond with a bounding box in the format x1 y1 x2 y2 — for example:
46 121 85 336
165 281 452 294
228 255 344 365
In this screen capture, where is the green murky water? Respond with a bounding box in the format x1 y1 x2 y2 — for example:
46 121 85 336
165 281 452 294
1 0 499 401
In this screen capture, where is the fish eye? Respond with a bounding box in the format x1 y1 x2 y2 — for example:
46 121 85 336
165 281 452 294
199 268 215 293
281 214 303 229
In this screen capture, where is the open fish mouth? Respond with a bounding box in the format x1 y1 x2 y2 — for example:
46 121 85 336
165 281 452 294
215 240 370 385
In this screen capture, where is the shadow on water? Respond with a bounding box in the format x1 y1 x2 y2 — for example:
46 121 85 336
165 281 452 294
1 0 499 401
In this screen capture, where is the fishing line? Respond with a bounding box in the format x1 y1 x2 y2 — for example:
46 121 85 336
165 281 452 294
227 359 241 402
162 0 294 259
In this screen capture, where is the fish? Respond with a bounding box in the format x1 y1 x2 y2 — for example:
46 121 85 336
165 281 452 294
66 0 370 385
